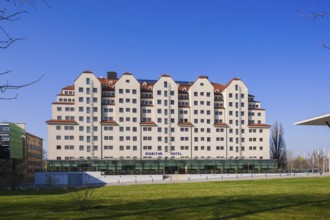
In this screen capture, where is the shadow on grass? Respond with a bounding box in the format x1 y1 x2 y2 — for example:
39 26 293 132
89 193 330 219
5 193 324 219
0 188 69 196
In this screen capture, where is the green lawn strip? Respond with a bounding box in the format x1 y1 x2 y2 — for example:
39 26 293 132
0 177 329 219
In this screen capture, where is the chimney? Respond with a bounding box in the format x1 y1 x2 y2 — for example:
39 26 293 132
107 71 117 80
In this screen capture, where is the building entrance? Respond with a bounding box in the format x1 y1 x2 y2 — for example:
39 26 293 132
164 166 179 174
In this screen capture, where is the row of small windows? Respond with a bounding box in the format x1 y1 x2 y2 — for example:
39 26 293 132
119 107 138 113
141 93 153 98
56 125 74 130
118 98 138 104
56 116 74 120
248 120 262 124
54 118 264 127
228 93 245 99
78 116 98 123
249 112 262 116
57 99 263 111
141 100 153 105
79 97 98 103
118 89 137 94
249 104 260 108
193 92 211 97
103 92 115 97
54 125 264 134
156 90 175 96
56 144 263 152
63 90 74 95
57 107 74 111
58 98 74 102
102 99 115 104
78 107 98 113
78 87 98 93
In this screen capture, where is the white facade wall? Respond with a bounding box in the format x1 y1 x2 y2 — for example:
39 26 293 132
47 71 270 161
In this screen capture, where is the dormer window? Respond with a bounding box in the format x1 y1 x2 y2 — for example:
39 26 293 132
148 86 152 90
143 82 147 86
182 88 187 92
109 81 113 85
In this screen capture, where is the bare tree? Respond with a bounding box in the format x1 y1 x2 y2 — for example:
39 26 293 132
299 2 330 49
68 186 95 210
1 0 46 99
270 121 287 169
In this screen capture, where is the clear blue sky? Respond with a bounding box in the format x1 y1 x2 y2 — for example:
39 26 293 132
1 0 330 156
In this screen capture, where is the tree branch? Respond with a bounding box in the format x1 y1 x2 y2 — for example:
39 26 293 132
0 74 44 100
0 74 44 91
0 70 11 76
299 11 330 20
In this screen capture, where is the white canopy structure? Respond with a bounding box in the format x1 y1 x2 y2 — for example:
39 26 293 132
295 113 330 127
295 113 330 173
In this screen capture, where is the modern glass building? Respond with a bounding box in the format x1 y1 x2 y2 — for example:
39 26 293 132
47 159 278 174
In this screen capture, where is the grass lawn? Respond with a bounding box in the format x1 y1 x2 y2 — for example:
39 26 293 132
0 177 330 219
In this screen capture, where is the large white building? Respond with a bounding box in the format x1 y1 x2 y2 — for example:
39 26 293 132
47 70 270 161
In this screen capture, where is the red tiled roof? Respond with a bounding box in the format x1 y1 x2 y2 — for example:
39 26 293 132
213 123 228 127
83 70 93 73
98 77 117 91
198 75 208 79
140 121 157 126
178 122 193 127
211 83 225 93
63 85 74 90
141 88 153 93
249 108 265 111
52 102 74 105
57 94 74 97
178 84 191 91
123 72 132 75
46 120 77 125
161 74 171 77
141 81 154 92
248 124 271 128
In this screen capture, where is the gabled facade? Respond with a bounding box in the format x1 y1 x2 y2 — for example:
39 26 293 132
47 70 270 161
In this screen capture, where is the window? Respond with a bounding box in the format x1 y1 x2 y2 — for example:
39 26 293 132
86 78 90 85
79 87 83 92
